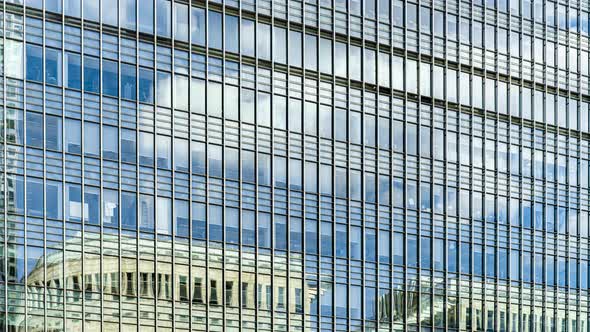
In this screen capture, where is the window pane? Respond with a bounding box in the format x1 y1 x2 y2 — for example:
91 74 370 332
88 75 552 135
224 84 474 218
103 60 118 97
26 177 44 217
65 118 81 154
157 0 172 37
139 194 155 232
65 0 81 17
139 0 154 34
257 23 271 60
84 122 100 157
26 44 43 82
121 192 137 229
121 0 136 30
83 0 99 22
174 3 189 42
84 186 100 225
226 15 239 53
6 40 23 79
103 189 119 228
139 68 154 103
157 71 171 107
209 11 223 50
46 181 63 220
121 63 136 100
191 7 206 46
103 125 118 160
84 56 100 93
26 112 44 148
102 0 118 26
46 116 62 151
65 52 81 89
156 197 172 235
157 135 172 169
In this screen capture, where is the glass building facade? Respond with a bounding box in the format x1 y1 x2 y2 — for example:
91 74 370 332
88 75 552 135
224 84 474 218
1 0 590 331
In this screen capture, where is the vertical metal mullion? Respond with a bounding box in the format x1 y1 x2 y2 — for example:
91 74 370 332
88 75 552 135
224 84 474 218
187 1 193 330
134 0 141 330
170 2 177 330
98 0 105 324
284 3 294 330
1 2 6 329
152 0 159 328
80 0 86 329
116 0 123 329
22 4 29 331
60 0 68 329
299 1 307 329
204 0 210 329
41 1 49 328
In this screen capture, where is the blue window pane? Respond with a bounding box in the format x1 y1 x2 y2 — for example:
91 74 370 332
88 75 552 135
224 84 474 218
156 71 171 108
65 0 80 17
103 126 118 160
103 189 119 228
84 122 100 157
169 196 186 234
192 202 206 239
156 197 172 235
65 119 81 154
226 208 239 244
321 222 333 257
26 112 44 148
84 56 100 93
101 0 123 26
65 52 81 90
26 177 44 217
305 220 317 254
103 60 118 97
242 210 256 246
209 205 223 241
226 15 239 53
448 241 458 272
46 181 62 220
191 141 206 175
45 48 62 86
290 218 302 252
139 194 154 232
121 0 136 30
156 0 171 37
84 186 100 225
139 68 154 103
351 227 362 260
258 213 271 248
46 116 62 151
65 183 82 222
121 192 137 230
139 0 154 34
121 64 136 100
26 44 43 82
275 215 287 250
208 11 222 50
191 7 206 46
121 129 136 163
83 0 99 22
365 229 376 262
208 145 222 177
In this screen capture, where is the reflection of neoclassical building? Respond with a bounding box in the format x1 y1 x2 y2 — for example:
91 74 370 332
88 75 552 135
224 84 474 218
10 234 588 332
8 235 315 332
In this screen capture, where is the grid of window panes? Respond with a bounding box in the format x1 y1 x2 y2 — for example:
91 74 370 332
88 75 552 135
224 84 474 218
1 0 590 331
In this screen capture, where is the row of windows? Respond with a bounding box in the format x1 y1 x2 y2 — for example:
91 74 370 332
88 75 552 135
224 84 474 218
16 9 590 79
16 0 590 39
11 45 590 141
7 172 590 243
